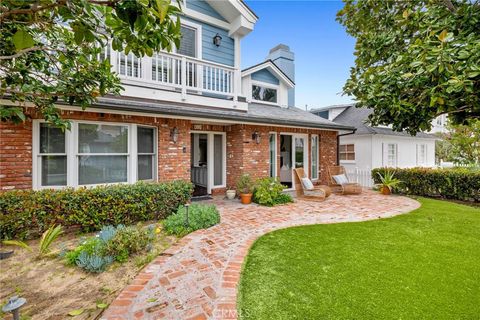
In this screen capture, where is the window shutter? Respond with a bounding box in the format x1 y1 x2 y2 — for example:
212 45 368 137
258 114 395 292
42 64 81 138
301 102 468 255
178 26 197 58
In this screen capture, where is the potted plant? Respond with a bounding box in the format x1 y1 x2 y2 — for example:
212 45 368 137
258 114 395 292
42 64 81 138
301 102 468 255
226 186 236 200
377 170 401 195
236 174 254 204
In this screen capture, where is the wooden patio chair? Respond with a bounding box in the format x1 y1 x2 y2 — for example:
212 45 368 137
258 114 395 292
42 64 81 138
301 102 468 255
293 168 326 202
327 166 363 195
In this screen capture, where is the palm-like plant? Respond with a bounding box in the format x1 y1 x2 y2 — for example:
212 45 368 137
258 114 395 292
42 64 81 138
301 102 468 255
2 224 64 258
39 225 64 257
377 170 402 194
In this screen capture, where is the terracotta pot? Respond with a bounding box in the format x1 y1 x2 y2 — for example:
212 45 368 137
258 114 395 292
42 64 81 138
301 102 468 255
380 186 391 195
240 193 253 204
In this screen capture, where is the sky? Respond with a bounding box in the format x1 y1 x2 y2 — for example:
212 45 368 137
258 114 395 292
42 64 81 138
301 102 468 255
242 0 356 110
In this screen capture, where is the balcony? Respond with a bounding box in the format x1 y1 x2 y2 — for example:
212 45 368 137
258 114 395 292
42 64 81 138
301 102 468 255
101 46 245 110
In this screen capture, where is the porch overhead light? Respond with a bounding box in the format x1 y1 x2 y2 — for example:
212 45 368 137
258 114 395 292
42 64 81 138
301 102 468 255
170 127 179 143
213 33 222 47
252 131 261 144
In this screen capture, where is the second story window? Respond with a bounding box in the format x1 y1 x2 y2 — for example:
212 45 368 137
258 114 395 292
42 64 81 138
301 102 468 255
252 85 277 103
178 25 198 58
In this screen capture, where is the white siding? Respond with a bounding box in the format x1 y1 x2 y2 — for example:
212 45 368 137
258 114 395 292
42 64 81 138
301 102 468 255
340 134 436 172
339 135 373 172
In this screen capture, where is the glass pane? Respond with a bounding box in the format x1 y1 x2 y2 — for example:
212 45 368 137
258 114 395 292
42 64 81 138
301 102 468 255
138 155 153 180
311 136 318 179
347 153 355 161
199 134 208 165
339 153 347 160
78 124 128 154
138 127 155 154
213 134 223 186
269 134 276 177
347 144 355 152
79 155 127 185
339 145 346 152
178 26 196 58
41 156 67 186
252 85 277 103
40 123 65 154
295 138 304 169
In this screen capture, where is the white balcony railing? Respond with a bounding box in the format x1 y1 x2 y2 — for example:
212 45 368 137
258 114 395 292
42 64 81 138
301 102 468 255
101 46 238 100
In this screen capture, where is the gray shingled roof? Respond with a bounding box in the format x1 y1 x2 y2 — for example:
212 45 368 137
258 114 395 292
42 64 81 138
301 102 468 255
86 97 354 131
332 105 435 139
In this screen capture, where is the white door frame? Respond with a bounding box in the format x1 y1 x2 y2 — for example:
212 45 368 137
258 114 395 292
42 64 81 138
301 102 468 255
191 131 226 194
280 133 309 190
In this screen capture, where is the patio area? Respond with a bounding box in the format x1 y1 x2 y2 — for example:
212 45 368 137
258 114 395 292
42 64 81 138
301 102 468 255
101 190 420 320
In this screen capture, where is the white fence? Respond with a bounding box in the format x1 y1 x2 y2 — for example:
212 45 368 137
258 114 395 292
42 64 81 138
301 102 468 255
344 167 374 188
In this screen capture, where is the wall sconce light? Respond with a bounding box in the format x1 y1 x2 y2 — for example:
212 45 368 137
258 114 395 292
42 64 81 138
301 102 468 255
252 131 261 144
213 33 222 47
170 127 179 143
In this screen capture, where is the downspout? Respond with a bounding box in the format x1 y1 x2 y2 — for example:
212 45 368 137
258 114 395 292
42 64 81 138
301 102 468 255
336 129 357 165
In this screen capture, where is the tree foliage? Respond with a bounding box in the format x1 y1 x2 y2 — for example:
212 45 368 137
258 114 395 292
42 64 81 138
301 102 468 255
438 119 480 165
0 0 182 129
337 0 480 135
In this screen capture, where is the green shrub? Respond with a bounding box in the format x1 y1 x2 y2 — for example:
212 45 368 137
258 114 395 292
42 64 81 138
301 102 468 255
253 178 293 206
0 181 193 240
163 204 220 236
372 167 480 202
65 224 155 273
102 225 155 262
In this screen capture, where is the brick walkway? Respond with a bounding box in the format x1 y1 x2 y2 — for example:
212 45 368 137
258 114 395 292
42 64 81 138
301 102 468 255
102 191 419 320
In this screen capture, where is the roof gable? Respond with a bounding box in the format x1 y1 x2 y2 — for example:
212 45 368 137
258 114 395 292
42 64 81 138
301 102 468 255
242 60 294 88
251 69 280 85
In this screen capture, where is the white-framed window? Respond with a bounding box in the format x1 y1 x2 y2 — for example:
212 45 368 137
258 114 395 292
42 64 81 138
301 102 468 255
339 144 355 161
77 123 129 185
269 133 277 178
417 143 427 166
252 83 278 104
311 135 319 180
33 120 157 189
386 143 398 167
38 123 68 186
176 19 202 58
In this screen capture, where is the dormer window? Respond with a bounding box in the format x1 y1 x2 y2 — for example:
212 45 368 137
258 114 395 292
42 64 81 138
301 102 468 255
252 84 278 103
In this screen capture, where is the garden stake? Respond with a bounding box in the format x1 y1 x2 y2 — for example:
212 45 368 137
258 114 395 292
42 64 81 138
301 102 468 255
185 203 190 227
2 296 26 320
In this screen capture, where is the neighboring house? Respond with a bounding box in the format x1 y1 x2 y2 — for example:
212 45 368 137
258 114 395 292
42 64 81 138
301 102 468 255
0 0 354 195
311 105 437 175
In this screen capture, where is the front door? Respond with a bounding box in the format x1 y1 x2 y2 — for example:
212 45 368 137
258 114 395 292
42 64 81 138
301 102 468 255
191 132 226 196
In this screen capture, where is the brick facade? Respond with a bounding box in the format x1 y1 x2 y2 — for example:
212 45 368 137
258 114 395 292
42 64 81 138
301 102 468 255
0 108 337 192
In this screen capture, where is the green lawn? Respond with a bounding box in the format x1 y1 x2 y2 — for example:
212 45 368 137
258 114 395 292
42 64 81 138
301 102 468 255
238 198 480 320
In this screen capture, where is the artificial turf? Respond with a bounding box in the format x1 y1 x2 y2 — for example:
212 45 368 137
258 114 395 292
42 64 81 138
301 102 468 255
238 198 480 320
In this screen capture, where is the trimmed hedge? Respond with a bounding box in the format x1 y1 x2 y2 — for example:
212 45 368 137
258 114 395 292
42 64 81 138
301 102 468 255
0 181 193 240
372 167 480 202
